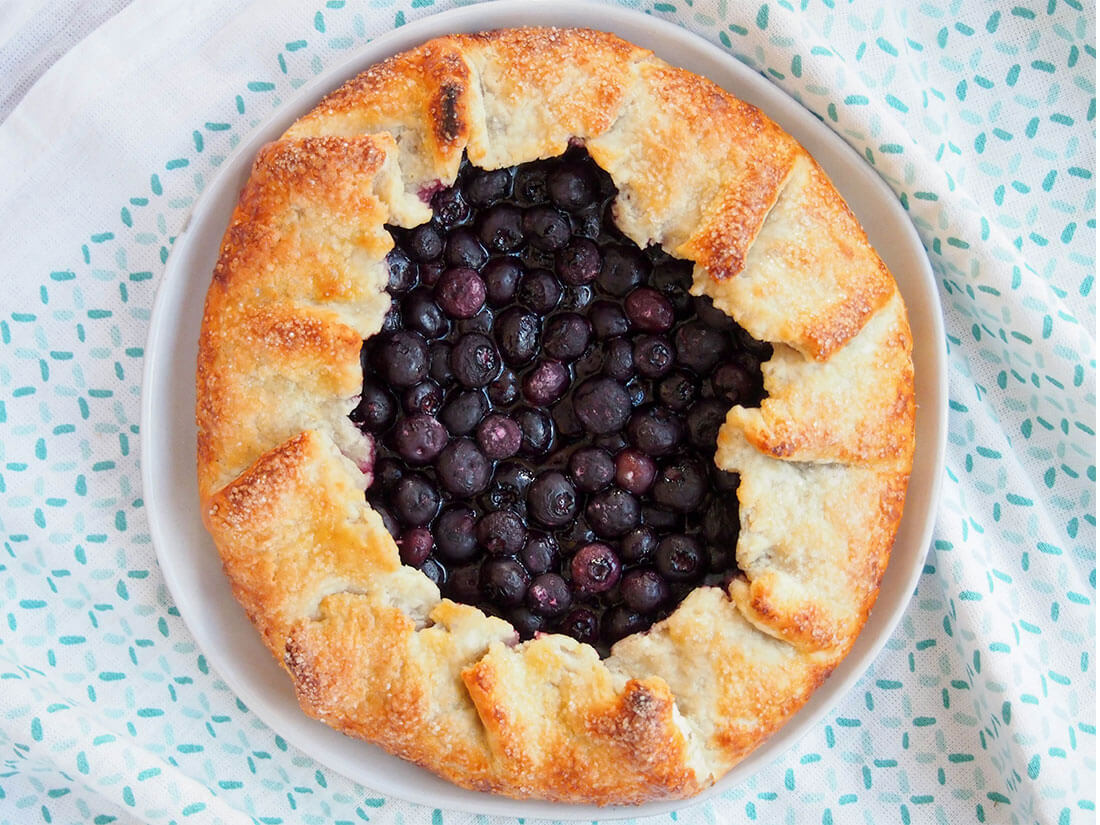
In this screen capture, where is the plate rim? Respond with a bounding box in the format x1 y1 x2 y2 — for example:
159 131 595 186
141 1 948 818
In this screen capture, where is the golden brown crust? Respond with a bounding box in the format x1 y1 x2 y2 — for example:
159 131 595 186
195 27 917 805
587 60 801 263
729 292 916 465
287 38 472 214
692 155 896 360
455 28 650 169
608 587 841 772
460 638 705 802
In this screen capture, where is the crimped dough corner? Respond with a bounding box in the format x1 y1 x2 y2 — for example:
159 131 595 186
196 27 915 804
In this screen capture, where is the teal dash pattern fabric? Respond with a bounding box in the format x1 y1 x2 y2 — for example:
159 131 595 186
0 1 1093 824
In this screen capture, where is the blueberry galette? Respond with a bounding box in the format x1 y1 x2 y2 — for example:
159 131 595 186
197 28 915 804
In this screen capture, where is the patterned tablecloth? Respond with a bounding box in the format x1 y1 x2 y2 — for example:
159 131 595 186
0 1 1093 823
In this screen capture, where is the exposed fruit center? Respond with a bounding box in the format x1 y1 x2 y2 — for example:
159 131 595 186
351 146 771 655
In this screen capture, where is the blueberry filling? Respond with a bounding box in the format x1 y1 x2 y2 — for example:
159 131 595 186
351 146 771 655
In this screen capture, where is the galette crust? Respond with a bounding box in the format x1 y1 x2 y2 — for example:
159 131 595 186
195 27 916 804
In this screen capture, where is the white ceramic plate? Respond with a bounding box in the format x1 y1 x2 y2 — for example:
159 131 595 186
142 2 947 819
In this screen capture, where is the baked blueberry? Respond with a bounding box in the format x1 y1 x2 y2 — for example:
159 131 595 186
573 377 631 435
431 186 470 228
526 573 572 617
556 238 601 285
559 606 599 646
403 381 443 416
483 257 524 305
465 167 511 206
619 526 657 563
436 439 491 497
483 377 517 415
624 287 674 333
392 414 447 464
477 510 527 556
674 321 731 374
560 284 594 313
652 458 708 513
373 457 404 492
632 335 674 379
548 161 596 211
450 332 500 388
574 209 602 241
574 343 605 379
516 408 554 456
708 546 736 576
476 414 522 460
482 461 535 512
392 474 440 526
407 222 444 262
657 370 697 411
614 448 657 495
479 558 529 606
709 361 754 405
494 307 540 366
403 289 448 339
444 229 488 270
571 542 622 594
352 380 397 433
589 300 630 338
652 259 694 316
446 563 481 603
513 163 549 205
435 505 479 562
398 527 434 567
381 303 402 333
379 330 429 387
436 267 487 319
520 532 559 575
517 269 562 314
428 342 454 385
386 249 417 294
655 534 705 582
457 305 494 337
693 294 733 329
620 568 668 613
543 313 591 362
439 389 488 437
626 405 683 456
703 498 740 546
602 606 646 644
418 261 444 288
523 360 570 406
528 471 577 528
552 396 585 438
508 606 543 637
523 206 571 251
602 338 635 382
598 246 648 296
685 398 729 452
568 446 615 493
478 203 525 252
585 487 641 538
